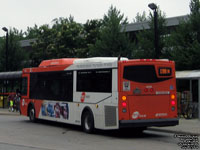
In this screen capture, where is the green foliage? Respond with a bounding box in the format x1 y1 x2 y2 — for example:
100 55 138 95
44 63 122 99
91 6 133 57
132 8 167 59
28 17 83 66
133 12 148 23
24 25 40 39
81 19 102 57
169 0 200 70
0 28 28 71
28 16 103 66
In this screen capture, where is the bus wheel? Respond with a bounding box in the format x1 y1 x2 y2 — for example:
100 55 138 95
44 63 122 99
29 106 36 122
82 111 94 133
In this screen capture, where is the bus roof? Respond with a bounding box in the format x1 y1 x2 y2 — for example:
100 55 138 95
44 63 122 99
74 57 128 64
39 58 78 67
39 57 129 67
22 57 173 73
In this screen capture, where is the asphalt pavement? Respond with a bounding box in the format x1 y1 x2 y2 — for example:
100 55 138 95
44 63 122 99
0 108 199 135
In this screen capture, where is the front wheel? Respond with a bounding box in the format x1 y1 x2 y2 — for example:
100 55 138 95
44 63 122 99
29 106 36 122
82 111 94 133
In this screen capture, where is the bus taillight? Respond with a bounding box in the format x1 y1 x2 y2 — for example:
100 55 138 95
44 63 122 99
122 96 127 112
171 100 176 105
170 94 176 105
144 88 154 93
170 94 176 111
122 102 127 107
144 88 148 92
150 88 154 92
122 96 127 101
122 96 127 107
171 94 175 100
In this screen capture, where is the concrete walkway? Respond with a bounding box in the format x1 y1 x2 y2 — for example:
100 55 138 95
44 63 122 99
0 108 20 116
148 118 200 136
0 108 199 135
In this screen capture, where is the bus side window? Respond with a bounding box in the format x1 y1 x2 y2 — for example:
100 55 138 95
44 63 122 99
77 69 112 93
29 71 73 102
21 77 28 96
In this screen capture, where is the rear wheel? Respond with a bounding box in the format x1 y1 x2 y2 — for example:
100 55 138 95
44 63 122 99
82 111 94 133
29 106 36 122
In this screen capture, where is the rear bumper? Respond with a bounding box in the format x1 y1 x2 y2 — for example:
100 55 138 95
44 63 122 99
119 118 179 128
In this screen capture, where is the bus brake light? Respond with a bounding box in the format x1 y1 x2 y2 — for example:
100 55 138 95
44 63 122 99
122 102 127 107
171 100 176 105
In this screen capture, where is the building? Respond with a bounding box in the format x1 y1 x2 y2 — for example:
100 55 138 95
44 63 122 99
123 15 188 41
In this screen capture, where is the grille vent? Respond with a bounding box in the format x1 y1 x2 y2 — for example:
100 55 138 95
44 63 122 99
104 106 117 127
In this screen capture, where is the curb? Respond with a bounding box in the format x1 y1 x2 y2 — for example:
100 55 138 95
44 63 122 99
148 128 200 136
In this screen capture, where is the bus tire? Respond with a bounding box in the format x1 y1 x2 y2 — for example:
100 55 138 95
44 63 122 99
82 111 94 133
29 105 36 122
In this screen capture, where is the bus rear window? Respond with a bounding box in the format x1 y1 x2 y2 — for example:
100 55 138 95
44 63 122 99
123 65 171 83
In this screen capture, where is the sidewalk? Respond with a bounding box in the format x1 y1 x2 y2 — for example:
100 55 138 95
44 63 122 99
0 108 199 135
148 118 200 135
0 108 20 116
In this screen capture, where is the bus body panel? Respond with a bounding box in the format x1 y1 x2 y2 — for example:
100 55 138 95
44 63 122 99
118 60 178 127
20 57 178 131
21 63 120 130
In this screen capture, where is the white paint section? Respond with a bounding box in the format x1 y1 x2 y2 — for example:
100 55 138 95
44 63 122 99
74 92 112 103
112 69 118 92
74 57 128 64
65 57 128 70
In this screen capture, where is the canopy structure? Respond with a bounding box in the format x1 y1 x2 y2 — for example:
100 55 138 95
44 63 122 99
176 70 200 119
0 71 22 80
176 70 200 79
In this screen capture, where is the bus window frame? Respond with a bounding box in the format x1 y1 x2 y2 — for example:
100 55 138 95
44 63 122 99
21 74 29 98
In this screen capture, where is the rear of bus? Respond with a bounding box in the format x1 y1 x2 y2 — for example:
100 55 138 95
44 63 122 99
118 59 179 128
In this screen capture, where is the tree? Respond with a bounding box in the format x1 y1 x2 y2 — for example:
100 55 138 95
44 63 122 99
30 24 55 66
53 17 85 58
24 25 40 39
80 19 102 57
0 28 28 71
132 8 168 59
29 16 86 66
91 6 133 58
133 12 148 23
169 0 200 70
190 0 200 43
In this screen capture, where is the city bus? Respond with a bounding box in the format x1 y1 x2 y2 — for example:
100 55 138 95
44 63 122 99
20 57 179 133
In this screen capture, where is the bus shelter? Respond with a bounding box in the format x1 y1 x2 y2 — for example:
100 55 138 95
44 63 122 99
0 71 22 108
176 70 200 119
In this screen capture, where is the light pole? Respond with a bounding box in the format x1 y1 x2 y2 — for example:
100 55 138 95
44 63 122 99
148 3 159 59
2 27 8 108
2 27 8 72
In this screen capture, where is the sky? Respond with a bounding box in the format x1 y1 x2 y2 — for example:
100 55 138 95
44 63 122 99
0 0 191 36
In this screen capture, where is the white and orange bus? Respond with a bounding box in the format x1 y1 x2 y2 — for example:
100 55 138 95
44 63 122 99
20 57 179 133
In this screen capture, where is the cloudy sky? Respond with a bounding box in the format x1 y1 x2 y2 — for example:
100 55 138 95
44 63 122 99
0 0 191 36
